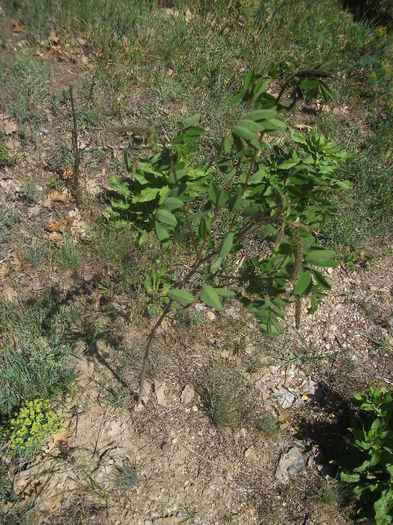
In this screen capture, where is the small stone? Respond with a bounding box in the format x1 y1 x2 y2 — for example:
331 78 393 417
275 447 306 483
244 447 258 461
245 343 254 354
194 303 205 312
192 405 198 412
301 379 317 395
273 386 295 409
154 379 167 406
206 311 216 321
181 384 195 405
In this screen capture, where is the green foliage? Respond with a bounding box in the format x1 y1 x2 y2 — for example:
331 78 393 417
208 362 247 428
339 386 393 525
59 235 83 270
114 465 138 492
255 412 280 439
0 292 76 423
107 71 348 336
4 398 62 458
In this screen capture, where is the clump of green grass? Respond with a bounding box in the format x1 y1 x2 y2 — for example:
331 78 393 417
0 54 49 126
255 413 280 439
208 361 248 428
113 464 138 492
0 289 76 423
59 235 83 270
0 137 15 168
317 480 352 506
19 178 42 201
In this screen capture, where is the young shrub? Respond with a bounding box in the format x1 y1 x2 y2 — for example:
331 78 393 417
106 69 350 401
339 386 393 525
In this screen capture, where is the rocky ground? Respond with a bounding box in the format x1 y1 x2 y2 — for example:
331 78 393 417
1 12 393 525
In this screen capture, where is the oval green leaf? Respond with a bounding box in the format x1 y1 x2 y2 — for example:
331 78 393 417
219 232 234 259
200 285 222 311
293 270 312 296
155 222 169 241
162 197 183 211
156 208 177 227
167 288 195 304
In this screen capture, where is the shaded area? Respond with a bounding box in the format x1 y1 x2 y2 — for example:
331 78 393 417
341 0 393 27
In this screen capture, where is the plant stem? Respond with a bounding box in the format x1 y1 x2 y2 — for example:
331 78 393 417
138 251 217 403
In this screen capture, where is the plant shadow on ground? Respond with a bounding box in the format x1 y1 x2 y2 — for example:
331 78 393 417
294 381 356 466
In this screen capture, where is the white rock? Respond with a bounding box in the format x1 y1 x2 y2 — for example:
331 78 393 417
181 384 195 405
154 379 167 406
275 447 306 483
273 386 295 409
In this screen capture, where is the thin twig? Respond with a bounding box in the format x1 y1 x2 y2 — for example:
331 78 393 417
138 251 217 403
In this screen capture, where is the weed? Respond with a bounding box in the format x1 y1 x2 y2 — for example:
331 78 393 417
0 137 15 167
339 386 393 524
181 504 197 521
0 205 21 243
5 398 62 459
19 178 42 201
59 236 83 270
0 54 49 126
208 362 247 428
266 338 327 375
255 412 280 439
114 464 138 492
0 290 76 422
175 309 204 327
19 237 50 267
317 480 352 506
93 222 147 293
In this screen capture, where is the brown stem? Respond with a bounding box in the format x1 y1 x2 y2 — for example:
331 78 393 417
138 250 217 403
69 85 81 201
138 300 173 403
242 148 258 196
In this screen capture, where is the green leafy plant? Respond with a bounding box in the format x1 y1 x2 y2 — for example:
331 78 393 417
113 464 138 492
107 70 349 400
208 362 247 428
5 398 62 458
339 386 393 524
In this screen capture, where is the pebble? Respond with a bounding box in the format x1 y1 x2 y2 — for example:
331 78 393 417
181 384 195 405
275 447 306 483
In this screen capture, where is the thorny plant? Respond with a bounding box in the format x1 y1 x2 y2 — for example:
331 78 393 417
107 67 350 401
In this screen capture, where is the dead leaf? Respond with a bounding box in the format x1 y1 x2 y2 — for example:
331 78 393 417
48 189 69 203
48 31 59 44
12 20 24 32
12 250 23 271
0 261 10 278
278 408 291 424
45 221 62 233
1 117 18 135
331 296 336 305
2 285 18 302
60 166 74 180
44 216 74 233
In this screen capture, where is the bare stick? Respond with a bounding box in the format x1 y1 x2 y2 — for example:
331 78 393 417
69 85 81 201
138 251 216 403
